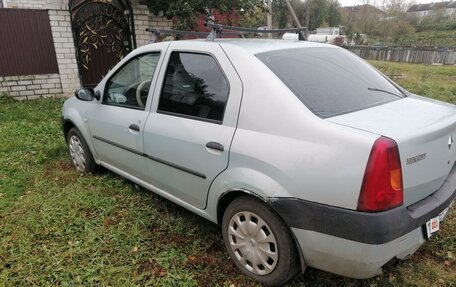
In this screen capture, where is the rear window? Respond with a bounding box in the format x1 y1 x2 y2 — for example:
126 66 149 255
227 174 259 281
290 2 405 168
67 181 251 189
257 48 405 118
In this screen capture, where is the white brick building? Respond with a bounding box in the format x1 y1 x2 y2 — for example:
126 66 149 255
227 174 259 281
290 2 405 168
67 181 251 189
0 0 171 100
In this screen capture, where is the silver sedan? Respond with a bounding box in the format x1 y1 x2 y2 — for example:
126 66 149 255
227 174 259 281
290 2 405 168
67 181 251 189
62 39 456 286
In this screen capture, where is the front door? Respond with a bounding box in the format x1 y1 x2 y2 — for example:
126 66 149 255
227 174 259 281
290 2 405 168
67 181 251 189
87 52 161 179
143 42 243 209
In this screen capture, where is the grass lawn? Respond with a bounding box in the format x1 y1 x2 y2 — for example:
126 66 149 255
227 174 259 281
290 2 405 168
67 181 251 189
0 61 455 286
371 61 456 104
369 30 456 48
402 30 456 49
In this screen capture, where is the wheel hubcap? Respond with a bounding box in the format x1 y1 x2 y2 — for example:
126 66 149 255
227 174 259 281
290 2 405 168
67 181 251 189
69 135 86 172
228 211 278 275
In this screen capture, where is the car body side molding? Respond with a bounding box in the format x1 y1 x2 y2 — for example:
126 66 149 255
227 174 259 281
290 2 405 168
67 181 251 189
92 135 207 179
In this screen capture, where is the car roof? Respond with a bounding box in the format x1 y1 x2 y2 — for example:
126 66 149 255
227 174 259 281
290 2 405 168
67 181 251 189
139 38 337 55
213 38 337 54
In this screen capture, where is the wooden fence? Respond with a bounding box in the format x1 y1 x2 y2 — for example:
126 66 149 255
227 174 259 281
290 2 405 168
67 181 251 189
344 46 456 65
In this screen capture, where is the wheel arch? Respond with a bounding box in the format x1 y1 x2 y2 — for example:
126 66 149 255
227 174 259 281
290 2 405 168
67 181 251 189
216 189 265 225
61 108 98 161
62 119 76 143
216 189 307 273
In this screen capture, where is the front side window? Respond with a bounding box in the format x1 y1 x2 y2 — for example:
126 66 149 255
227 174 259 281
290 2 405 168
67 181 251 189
158 52 229 123
104 53 160 109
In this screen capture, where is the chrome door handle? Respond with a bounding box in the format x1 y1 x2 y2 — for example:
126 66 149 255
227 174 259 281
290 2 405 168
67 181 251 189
206 142 224 152
129 124 140 132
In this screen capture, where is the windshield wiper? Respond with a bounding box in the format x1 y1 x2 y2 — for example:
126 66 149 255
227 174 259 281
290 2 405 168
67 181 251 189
368 87 404 98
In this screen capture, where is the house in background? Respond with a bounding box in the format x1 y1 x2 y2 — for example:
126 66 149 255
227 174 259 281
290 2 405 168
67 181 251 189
339 4 386 38
406 1 456 20
340 4 387 22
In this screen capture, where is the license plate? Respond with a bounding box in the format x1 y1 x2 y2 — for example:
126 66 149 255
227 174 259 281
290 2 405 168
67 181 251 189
425 206 450 239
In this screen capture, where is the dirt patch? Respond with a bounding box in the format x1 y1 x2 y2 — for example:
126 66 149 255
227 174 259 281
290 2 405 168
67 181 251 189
42 159 76 185
137 260 168 278
187 243 244 287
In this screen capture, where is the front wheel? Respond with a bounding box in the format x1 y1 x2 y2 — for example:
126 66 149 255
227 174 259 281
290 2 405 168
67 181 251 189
67 127 96 174
222 196 300 286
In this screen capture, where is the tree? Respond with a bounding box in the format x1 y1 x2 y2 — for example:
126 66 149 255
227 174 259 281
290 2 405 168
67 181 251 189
308 0 329 30
327 0 341 27
373 0 415 44
239 5 268 28
303 0 342 30
141 0 265 30
273 0 289 28
273 0 342 30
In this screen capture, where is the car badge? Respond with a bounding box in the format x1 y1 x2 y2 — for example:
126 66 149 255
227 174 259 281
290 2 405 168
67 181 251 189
449 135 454 149
406 153 427 165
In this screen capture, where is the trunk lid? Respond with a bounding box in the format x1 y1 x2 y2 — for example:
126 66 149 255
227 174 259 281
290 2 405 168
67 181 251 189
329 96 456 206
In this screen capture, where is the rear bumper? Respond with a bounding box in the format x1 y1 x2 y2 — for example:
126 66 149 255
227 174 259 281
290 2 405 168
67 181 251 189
269 163 456 244
268 164 455 278
291 226 427 279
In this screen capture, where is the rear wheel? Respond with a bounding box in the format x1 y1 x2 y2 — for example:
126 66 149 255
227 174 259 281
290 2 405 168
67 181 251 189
67 127 95 174
222 196 300 286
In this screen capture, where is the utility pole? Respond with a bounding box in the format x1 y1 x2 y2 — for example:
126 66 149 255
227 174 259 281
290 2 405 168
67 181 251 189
305 0 310 29
285 0 302 27
267 0 272 39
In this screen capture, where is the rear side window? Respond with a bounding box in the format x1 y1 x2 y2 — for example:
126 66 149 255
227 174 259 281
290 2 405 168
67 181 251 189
158 52 229 123
257 48 405 118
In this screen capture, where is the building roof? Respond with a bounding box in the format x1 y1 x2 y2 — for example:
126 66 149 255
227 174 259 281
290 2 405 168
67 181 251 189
340 4 386 15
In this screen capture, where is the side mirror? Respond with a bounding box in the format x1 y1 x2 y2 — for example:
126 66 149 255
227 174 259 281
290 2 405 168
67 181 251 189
75 88 95 101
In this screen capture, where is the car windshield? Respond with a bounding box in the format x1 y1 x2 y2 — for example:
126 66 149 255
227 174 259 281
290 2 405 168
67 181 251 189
257 47 405 118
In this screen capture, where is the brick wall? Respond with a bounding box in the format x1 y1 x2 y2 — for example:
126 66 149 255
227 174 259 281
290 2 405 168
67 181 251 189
0 74 62 100
132 3 171 46
3 0 66 9
1 0 172 100
3 0 80 98
48 9 81 95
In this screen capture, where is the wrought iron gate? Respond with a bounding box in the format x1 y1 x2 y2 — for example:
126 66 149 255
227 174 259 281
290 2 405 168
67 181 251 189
70 0 136 87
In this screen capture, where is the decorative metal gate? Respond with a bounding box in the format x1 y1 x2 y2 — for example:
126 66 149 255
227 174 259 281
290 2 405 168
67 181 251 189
70 0 136 87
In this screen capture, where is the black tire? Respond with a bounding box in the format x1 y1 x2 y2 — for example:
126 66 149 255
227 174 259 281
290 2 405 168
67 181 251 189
67 127 96 174
222 196 300 286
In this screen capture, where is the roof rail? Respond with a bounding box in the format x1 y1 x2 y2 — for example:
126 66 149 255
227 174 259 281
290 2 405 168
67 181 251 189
145 27 243 43
146 23 308 43
205 22 308 41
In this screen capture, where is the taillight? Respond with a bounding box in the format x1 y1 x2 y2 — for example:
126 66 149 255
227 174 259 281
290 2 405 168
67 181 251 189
357 136 403 212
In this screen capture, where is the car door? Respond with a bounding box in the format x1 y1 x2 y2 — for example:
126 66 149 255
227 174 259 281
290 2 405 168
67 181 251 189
143 41 242 209
87 52 162 180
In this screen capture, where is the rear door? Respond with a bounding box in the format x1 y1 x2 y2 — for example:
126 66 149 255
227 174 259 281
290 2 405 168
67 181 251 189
143 41 242 209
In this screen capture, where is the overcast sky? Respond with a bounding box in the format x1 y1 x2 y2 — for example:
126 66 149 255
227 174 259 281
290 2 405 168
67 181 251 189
338 0 448 7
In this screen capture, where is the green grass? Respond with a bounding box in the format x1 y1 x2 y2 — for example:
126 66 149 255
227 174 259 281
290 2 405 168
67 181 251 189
369 30 456 48
0 62 455 286
370 61 456 104
401 30 456 48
